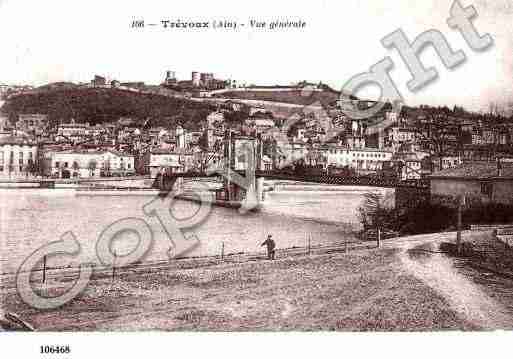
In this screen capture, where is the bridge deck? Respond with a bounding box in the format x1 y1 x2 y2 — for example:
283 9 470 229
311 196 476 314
163 171 429 189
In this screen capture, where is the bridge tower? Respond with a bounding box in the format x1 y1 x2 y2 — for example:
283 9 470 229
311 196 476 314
221 131 265 207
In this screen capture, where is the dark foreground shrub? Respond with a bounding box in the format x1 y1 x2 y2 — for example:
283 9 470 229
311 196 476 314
396 203 455 235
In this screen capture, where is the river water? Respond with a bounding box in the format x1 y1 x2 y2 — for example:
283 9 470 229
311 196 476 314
0 184 380 275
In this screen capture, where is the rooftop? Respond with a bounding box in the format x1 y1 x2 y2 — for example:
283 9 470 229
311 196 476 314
151 148 193 155
58 123 89 128
430 161 513 180
52 149 133 157
0 135 36 146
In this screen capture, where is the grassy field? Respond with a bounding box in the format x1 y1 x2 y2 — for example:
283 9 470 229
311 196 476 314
217 89 340 106
1 247 473 331
450 232 513 321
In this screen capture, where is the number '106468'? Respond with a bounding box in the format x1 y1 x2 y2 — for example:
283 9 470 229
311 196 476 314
40 345 71 354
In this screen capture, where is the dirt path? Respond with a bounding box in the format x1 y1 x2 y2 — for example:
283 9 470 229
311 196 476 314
392 232 513 330
4 230 511 331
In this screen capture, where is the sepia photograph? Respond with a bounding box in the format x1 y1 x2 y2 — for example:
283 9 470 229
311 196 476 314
1 0 513 357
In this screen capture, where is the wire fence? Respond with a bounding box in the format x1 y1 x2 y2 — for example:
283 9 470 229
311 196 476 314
0 226 367 281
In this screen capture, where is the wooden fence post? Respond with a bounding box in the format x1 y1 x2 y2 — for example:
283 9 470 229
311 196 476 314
456 195 465 255
112 250 117 281
42 255 47 284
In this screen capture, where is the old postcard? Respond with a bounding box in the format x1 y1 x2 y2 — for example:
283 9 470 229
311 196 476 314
1 0 513 357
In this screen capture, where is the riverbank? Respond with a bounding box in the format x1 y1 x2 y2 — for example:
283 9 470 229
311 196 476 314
0 175 151 189
4 230 513 331
1 237 477 331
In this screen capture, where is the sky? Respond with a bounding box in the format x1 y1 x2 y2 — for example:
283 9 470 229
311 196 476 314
0 0 511 112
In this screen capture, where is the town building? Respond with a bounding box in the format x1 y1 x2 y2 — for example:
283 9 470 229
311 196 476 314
481 128 496 145
275 141 309 169
346 134 366 150
392 151 428 180
291 126 307 143
164 70 177 86
206 111 225 126
344 119 366 149
120 82 146 90
320 145 393 173
185 131 202 146
222 100 245 112
430 160 513 205
245 118 275 135
16 114 49 136
57 121 90 140
438 156 463 170
248 106 267 117
175 125 186 149
85 124 108 138
0 135 38 178
91 75 107 87
169 71 228 93
385 125 417 151
194 149 222 172
0 113 9 133
47 150 135 178
471 131 484 145
146 148 194 178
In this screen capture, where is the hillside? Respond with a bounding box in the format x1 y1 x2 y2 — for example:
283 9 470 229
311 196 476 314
36 82 80 91
214 88 345 106
2 87 216 130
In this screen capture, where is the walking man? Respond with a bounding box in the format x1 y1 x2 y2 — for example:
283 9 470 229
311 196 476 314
261 234 276 260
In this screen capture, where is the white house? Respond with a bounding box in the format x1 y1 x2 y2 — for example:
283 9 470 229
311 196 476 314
147 148 194 178
0 135 38 178
49 150 135 178
321 145 393 172
206 111 224 126
393 152 425 180
16 114 49 135
57 121 90 141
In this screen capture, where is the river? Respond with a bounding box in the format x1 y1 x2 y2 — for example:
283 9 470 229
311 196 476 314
0 183 382 275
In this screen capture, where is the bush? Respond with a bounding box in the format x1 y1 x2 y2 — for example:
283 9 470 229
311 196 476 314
395 203 455 235
358 192 397 232
463 202 513 225
360 199 513 237
358 192 456 236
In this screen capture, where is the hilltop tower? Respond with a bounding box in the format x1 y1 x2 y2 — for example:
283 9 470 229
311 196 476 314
191 72 201 87
165 70 176 85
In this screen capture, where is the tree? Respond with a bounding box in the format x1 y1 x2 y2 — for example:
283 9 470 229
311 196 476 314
88 159 97 177
59 162 67 178
36 159 47 177
357 192 394 233
102 159 111 176
224 111 247 128
72 161 80 177
198 130 209 150
26 161 39 177
23 163 31 178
